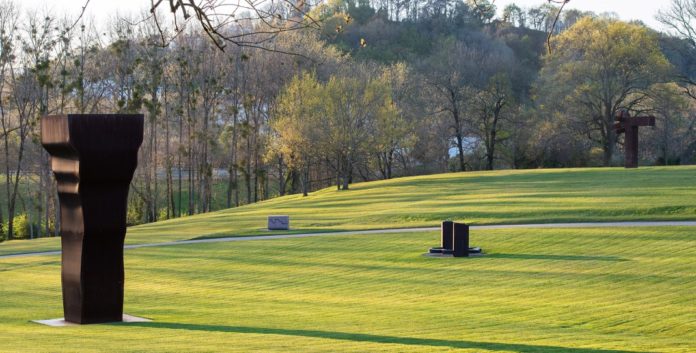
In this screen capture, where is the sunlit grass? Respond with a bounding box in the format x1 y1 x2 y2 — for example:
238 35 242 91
1 166 695 256
0 227 694 352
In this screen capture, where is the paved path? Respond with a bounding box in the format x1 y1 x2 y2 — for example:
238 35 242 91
2 221 695 260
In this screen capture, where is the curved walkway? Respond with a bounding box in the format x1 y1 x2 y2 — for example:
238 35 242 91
2 221 695 260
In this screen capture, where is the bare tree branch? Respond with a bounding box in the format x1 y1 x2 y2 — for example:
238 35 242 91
67 0 91 33
150 0 324 53
547 0 570 54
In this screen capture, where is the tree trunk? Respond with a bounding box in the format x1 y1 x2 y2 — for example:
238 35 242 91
341 157 351 190
602 105 616 167
486 108 501 171
188 113 195 216
301 165 309 197
386 149 394 179
245 135 252 205
164 85 174 220
603 119 615 167
177 111 183 217
278 156 286 196
455 134 466 172
226 108 239 208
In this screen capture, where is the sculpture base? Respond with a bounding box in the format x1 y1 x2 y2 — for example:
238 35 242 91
33 314 151 327
425 247 483 258
428 246 482 254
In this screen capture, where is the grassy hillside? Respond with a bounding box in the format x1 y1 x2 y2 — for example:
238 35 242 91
0 227 693 352
1 166 695 256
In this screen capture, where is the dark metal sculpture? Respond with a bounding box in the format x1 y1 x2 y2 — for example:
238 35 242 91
41 114 143 324
452 223 469 257
614 111 655 168
428 221 481 257
441 221 453 250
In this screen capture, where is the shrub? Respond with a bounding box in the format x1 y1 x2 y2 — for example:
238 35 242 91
3 214 40 240
127 198 146 226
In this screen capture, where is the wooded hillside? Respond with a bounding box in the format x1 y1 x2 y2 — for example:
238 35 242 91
1 0 695 241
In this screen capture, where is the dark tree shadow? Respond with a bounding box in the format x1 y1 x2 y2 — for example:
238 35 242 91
116 322 651 353
486 253 628 262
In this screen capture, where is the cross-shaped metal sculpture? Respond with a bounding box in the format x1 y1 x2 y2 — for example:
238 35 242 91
614 111 655 168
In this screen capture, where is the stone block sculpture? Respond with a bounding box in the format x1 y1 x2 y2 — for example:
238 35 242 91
268 215 290 230
41 114 143 324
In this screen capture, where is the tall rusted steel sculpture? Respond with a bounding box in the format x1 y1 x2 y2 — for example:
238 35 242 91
614 111 655 169
41 114 143 324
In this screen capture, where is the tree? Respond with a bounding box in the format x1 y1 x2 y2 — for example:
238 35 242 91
502 4 525 28
643 83 695 165
424 36 514 172
657 0 696 100
149 0 323 52
269 72 322 196
322 70 387 190
0 0 17 239
658 0 696 48
537 17 671 166
470 72 515 170
468 0 496 24
373 63 415 179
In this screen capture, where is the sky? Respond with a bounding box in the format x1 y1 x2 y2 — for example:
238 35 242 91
21 0 673 32
494 0 671 30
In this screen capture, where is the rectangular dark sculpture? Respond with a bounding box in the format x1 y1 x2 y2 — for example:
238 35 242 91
614 111 655 168
41 114 143 324
452 222 469 257
428 221 480 256
441 221 453 250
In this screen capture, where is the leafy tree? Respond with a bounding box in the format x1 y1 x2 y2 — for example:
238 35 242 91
537 17 671 166
467 0 496 24
269 72 323 196
322 71 389 190
503 3 525 28
372 63 414 179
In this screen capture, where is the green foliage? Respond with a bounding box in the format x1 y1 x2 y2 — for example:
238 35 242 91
467 0 496 24
271 66 403 189
157 208 169 221
2 214 38 240
127 197 146 227
537 17 672 165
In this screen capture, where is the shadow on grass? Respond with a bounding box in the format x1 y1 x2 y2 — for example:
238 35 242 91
486 253 628 262
119 322 650 353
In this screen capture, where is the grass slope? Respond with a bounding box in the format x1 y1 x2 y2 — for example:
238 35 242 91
0 227 694 352
1 166 695 256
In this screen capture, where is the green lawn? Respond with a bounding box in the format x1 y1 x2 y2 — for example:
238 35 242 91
1 227 693 352
2 166 696 256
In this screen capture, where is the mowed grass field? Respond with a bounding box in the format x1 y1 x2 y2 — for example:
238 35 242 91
0 227 694 352
2 166 695 256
